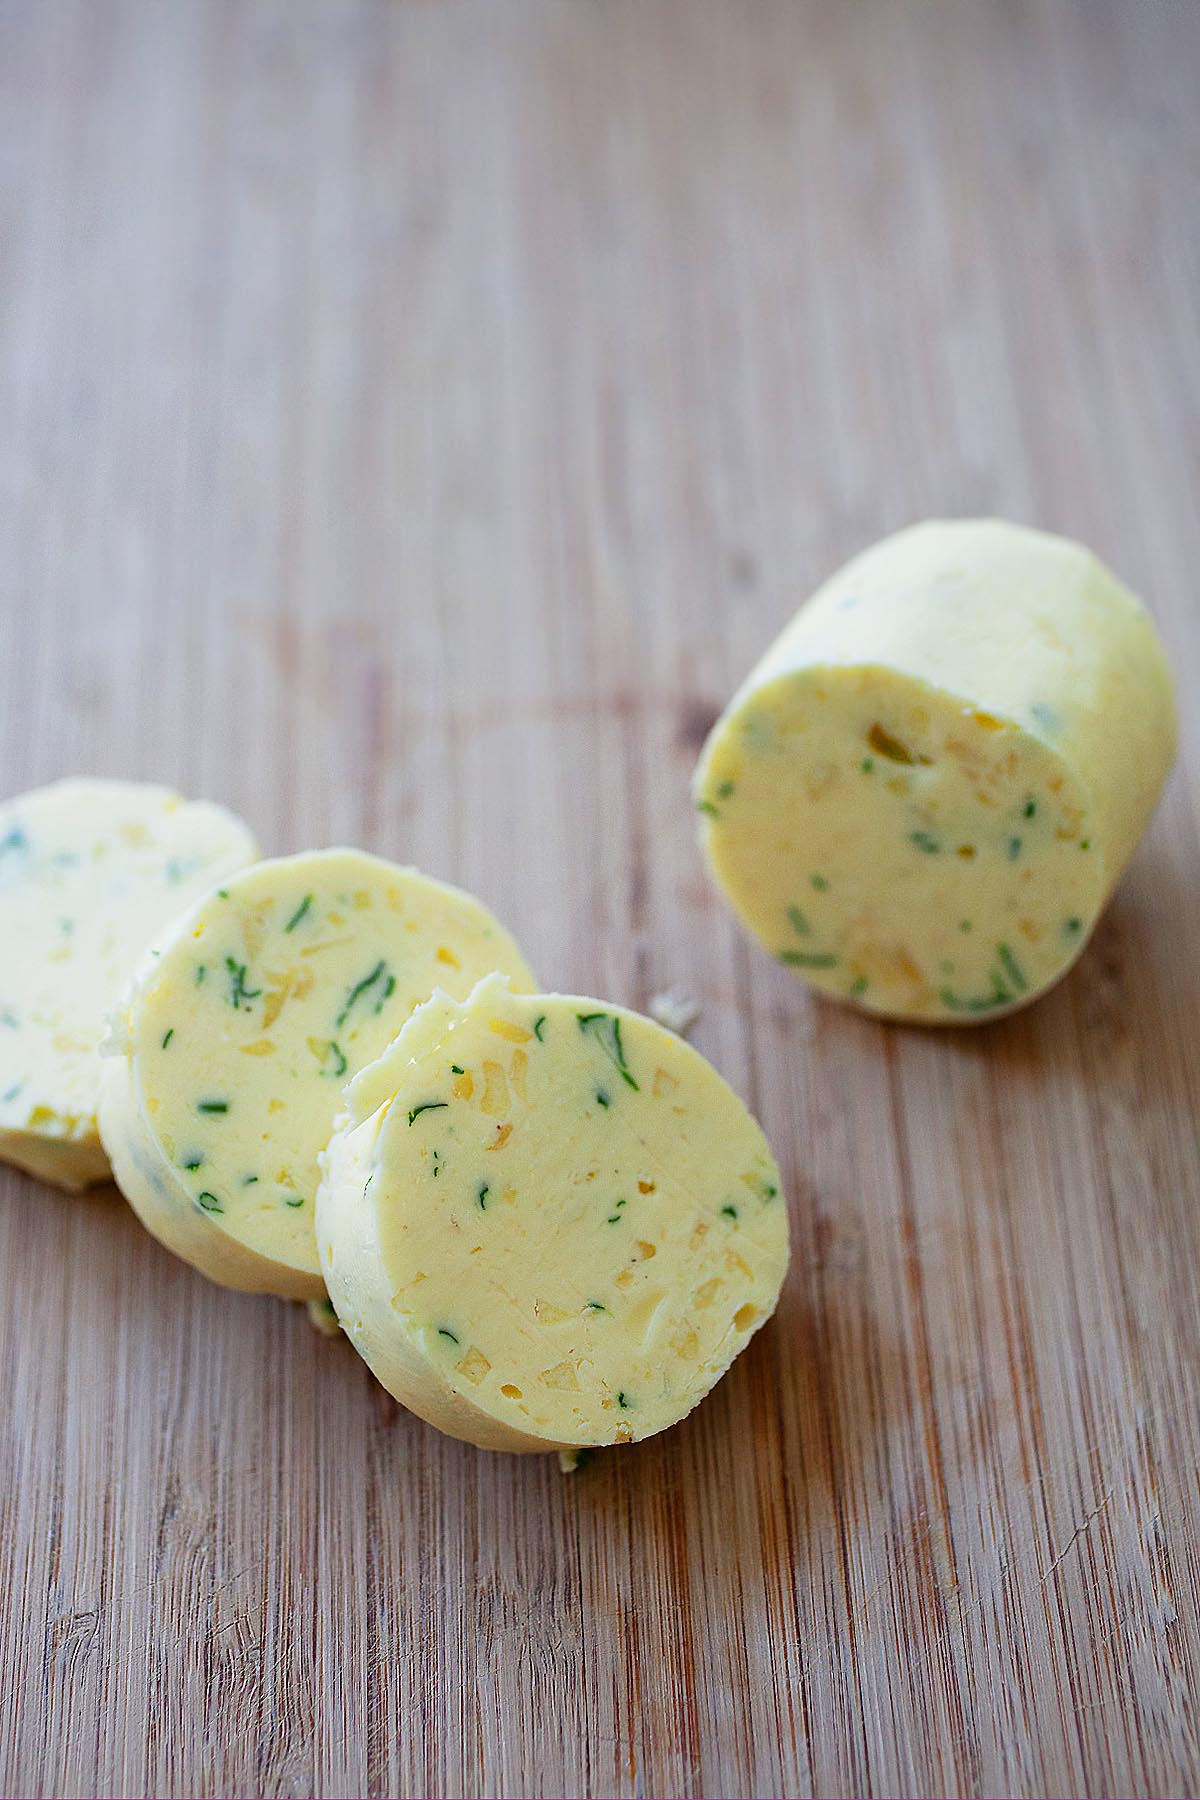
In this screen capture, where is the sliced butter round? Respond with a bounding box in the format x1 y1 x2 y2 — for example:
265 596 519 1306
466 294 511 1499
316 975 789 1454
693 520 1177 1022
98 850 536 1298
0 779 258 1190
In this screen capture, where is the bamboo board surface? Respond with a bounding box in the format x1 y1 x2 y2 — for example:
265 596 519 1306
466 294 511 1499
1 3 1199 1795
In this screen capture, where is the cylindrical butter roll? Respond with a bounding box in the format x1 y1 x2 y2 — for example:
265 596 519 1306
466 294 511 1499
693 520 1176 1022
98 850 536 1298
317 975 789 1454
0 779 258 1190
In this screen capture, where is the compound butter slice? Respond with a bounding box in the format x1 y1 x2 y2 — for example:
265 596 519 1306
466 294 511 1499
317 975 789 1454
98 851 535 1298
0 779 258 1190
693 520 1177 1022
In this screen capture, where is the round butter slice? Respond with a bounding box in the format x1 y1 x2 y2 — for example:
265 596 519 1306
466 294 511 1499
317 975 789 1454
0 779 258 1190
693 520 1177 1022
98 851 536 1298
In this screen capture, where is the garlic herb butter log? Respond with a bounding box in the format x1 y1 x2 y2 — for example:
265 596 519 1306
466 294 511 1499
98 851 535 1297
317 975 789 1454
693 521 1177 1022
0 779 257 1190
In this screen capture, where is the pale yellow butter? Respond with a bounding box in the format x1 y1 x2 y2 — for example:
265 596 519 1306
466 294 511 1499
693 520 1176 1022
98 850 535 1298
0 779 257 1189
316 974 789 1454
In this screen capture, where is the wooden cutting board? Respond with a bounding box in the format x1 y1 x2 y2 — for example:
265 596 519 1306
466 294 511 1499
2 3 1198 1794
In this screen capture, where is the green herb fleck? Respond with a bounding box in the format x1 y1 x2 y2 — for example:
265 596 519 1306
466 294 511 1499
533 1015 547 1042
438 1327 459 1345
939 983 1012 1015
1080 839 1090 851
861 757 874 773
1023 798 1037 819
182 1155 204 1171
216 888 229 900
1065 916 1083 934
849 974 869 998
373 974 396 1014
407 1101 448 1126
996 943 1028 993
242 1174 259 1186
197 1099 229 1114
696 799 719 818
780 950 837 969
450 1064 464 1075
337 959 388 1028
721 1204 738 1221
196 1192 223 1213
283 1195 305 1208
786 904 810 936
910 831 941 855
194 965 207 986
716 780 736 800
810 873 830 892
745 1169 776 1201
586 1301 606 1312
617 1391 632 1409
959 919 972 933
577 1012 639 1090
161 1028 174 1049
313 1039 347 1079
1007 837 1022 860
596 1090 610 1109
477 1183 489 1211
284 893 313 932
225 956 262 1009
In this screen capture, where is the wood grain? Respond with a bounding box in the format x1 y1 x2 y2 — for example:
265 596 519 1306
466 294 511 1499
1 2 1199 1794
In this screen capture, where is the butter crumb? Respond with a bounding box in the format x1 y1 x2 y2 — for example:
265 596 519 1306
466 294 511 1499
648 991 701 1037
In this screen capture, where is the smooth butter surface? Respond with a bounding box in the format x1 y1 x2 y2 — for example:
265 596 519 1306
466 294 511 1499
0 779 257 1190
98 850 535 1297
694 520 1176 1022
318 975 789 1453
